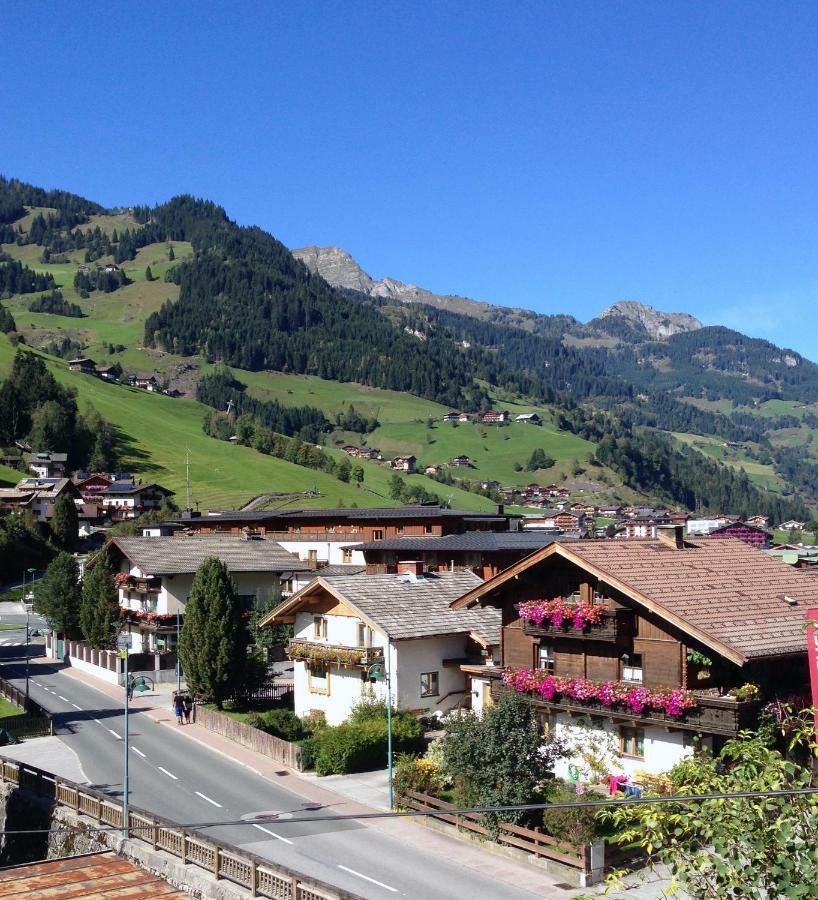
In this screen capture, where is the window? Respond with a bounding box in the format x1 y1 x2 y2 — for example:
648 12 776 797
424 525 434 535
396 525 404 534
308 664 330 695
373 529 384 541
420 671 439 698
307 549 318 563
622 653 643 684
357 623 372 647
537 643 555 673
620 726 645 758
313 616 327 640
342 548 353 564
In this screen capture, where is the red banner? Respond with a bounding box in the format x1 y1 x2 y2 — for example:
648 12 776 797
805 608 818 740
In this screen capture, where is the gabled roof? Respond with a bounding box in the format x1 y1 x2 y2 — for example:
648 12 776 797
102 481 173 496
451 537 818 664
109 535 310 576
352 533 571 552
262 570 499 644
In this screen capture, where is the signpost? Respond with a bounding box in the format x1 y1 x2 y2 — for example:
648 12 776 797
118 634 132 837
367 645 393 810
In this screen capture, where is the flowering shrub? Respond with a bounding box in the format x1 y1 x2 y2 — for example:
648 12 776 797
502 668 697 718
288 641 377 666
517 597 606 630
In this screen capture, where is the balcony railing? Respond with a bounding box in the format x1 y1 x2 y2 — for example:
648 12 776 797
286 639 384 669
116 574 161 594
492 674 760 736
521 608 633 644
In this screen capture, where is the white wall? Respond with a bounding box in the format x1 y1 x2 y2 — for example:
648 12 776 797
277 539 365 567
393 635 468 716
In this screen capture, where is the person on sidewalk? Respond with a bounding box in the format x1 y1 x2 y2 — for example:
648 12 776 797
126 675 135 702
183 694 193 724
173 694 184 725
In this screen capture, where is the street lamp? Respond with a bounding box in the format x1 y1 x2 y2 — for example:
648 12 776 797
118 631 132 837
367 635 393 810
176 612 181 693
22 567 36 708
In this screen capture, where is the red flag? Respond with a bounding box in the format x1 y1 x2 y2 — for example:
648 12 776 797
805 608 818 740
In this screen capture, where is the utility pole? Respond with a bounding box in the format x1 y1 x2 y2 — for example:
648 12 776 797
185 448 191 511
176 612 181 693
367 636 394 811
118 633 131 838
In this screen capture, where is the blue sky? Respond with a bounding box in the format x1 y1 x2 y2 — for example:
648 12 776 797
3 1 818 357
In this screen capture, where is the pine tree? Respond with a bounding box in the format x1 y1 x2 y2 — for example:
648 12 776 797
177 557 246 708
35 552 81 637
80 551 121 649
337 459 351 482
167 244 175 261
51 492 79 549
145 265 154 282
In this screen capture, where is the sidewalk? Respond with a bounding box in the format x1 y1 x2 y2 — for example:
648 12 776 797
57 661 589 897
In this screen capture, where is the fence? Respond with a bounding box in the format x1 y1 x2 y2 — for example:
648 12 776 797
0 674 53 738
237 681 294 704
194 705 304 770
0 756 357 899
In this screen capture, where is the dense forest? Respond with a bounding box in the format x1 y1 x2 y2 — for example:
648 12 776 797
28 291 84 317
0 260 57 296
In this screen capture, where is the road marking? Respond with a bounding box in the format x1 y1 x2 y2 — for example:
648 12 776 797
337 865 398 892
132 747 146 758
252 823 293 845
195 791 222 807
94 718 104 726
157 767 178 780
57 695 69 702
108 729 122 739
71 703 81 710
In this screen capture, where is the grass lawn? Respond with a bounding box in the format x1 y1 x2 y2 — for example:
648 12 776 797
0 697 22 718
670 432 786 493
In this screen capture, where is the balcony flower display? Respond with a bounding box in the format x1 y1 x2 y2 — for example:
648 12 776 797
502 667 697 718
517 597 606 630
287 641 372 667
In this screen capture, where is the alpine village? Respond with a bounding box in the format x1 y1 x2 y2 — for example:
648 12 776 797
2 173 818 900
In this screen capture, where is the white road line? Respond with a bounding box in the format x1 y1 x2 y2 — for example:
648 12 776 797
108 729 122 739
132 747 146 758
93 718 104 726
252 823 293 845
337 865 398 892
57 695 69 702
71 703 81 710
195 791 222 808
157 766 178 780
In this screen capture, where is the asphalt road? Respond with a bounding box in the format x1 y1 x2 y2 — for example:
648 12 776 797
0 637 548 900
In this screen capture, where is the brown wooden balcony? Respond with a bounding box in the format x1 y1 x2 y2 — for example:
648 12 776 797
116 575 161 594
521 608 634 644
286 640 384 669
493 677 760 736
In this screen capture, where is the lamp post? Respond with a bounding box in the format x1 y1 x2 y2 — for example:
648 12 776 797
367 635 393 810
118 632 132 838
176 612 181 693
22 567 36 707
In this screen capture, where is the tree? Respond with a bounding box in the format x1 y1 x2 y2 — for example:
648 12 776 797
389 472 405 500
167 244 175 261
441 691 565 828
352 465 364 484
177 557 246 708
50 492 79 549
526 448 556 472
80 550 120 649
35 552 81 636
601 715 818 899
28 400 72 453
145 265 154 282
337 459 352 483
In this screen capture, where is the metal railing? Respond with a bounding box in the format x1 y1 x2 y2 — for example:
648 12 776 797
0 757 358 899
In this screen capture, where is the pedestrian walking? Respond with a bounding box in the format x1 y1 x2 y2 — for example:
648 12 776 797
173 693 184 725
183 694 193 724
126 675 134 702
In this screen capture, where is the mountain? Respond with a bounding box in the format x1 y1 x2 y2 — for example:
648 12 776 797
593 300 702 340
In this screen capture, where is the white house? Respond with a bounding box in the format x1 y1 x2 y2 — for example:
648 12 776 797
105 535 311 653
100 481 174 520
514 413 542 425
260 564 498 725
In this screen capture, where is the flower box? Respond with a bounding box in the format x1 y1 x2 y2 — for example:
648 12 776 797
286 639 384 668
521 607 632 643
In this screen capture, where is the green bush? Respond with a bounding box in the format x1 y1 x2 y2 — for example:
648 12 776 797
311 712 423 776
393 754 443 797
542 783 602 847
261 708 307 742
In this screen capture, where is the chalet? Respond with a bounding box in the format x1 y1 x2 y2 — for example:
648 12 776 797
451 528 813 777
514 413 542 425
96 366 119 381
75 264 90 275
259 566 498 724
598 505 624 518
525 511 587 532
424 464 443 476
686 516 735 536
780 520 806 532
0 477 80 522
353 531 570 579
480 480 501 492
179 504 521 547
442 413 461 424
134 376 158 392
746 515 771 529
451 455 472 469
481 410 510 425
68 357 97 374
391 455 417 474
342 446 360 456
103 263 120 273
106 535 311 656
458 413 471 423
708 521 772 549
100 480 173 520
27 452 67 479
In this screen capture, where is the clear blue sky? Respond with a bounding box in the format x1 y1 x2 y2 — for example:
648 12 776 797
4 1 818 357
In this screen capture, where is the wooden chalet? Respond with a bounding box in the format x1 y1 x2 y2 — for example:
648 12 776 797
451 526 813 776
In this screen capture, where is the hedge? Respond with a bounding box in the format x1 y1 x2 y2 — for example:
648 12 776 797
310 712 423 776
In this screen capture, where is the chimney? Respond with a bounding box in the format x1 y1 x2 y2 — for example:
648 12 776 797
397 560 424 578
657 524 686 549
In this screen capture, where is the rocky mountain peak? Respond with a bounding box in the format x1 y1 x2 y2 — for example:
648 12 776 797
292 246 375 294
599 300 702 340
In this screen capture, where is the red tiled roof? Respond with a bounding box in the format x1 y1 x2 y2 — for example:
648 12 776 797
452 537 817 664
0 852 185 897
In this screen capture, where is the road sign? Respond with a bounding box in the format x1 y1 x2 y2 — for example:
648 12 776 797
117 635 132 651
